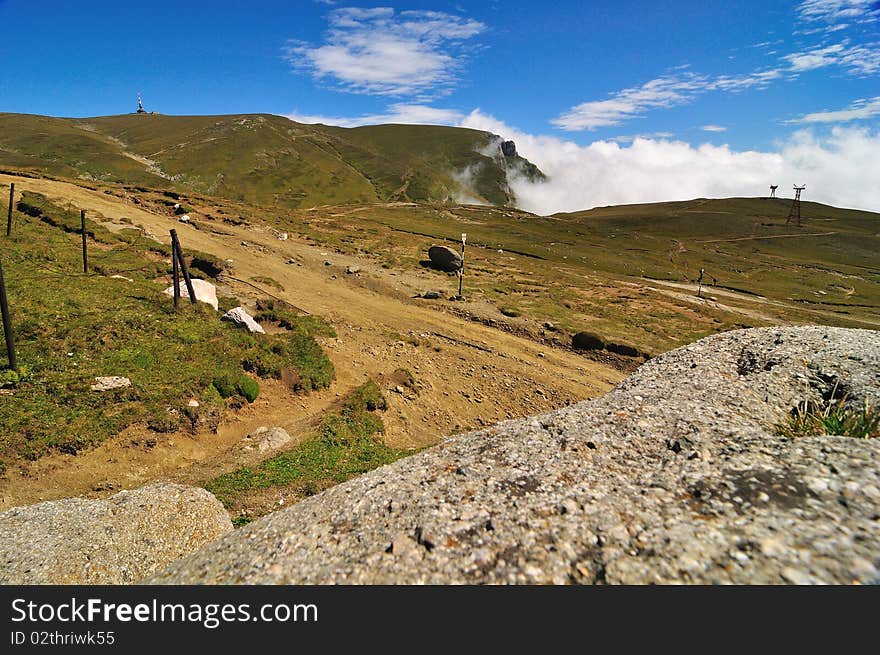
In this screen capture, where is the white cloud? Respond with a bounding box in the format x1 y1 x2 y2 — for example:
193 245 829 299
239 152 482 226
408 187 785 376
790 96 880 122
702 125 728 132
797 0 880 24
552 74 709 130
286 103 464 127
461 110 880 214
284 7 485 97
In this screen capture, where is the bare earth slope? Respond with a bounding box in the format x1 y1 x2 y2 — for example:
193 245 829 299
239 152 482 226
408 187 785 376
149 326 880 584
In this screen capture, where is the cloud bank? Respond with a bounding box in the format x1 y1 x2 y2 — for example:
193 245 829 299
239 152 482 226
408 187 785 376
461 110 880 215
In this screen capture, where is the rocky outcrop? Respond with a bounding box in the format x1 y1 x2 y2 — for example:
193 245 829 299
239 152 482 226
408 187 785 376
428 245 462 272
501 140 517 157
149 326 880 584
163 278 219 310
0 482 232 584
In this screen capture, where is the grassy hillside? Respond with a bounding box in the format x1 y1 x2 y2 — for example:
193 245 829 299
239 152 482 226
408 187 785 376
0 187 335 469
265 196 880 354
0 112 543 209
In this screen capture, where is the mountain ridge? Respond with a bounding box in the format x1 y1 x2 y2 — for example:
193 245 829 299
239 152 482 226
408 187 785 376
0 112 544 209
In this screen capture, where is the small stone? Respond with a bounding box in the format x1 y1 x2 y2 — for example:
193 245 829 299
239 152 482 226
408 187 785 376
187 399 200 408
91 376 132 392
324 260 333 266
422 291 441 299
346 265 361 274
780 567 813 585
760 536 786 557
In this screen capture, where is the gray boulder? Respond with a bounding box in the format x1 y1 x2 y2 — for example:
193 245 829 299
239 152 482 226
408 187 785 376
222 306 265 334
149 326 880 584
0 482 232 584
428 245 462 272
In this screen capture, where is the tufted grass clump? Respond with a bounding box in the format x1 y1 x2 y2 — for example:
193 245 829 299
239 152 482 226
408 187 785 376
776 396 880 440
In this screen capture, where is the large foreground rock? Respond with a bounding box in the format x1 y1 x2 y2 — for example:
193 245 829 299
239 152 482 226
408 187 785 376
428 244 462 272
150 326 880 584
0 482 232 584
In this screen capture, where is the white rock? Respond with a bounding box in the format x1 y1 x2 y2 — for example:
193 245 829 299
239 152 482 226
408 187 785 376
163 278 219 310
277 232 288 241
221 306 265 334
178 214 190 223
91 376 132 392
110 275 133 282
187 399 200 408
245 427 293 454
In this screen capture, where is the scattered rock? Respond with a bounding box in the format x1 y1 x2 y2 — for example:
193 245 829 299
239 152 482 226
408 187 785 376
277 232 288 241
222 307 265 334
91 376 131 392
422 290 441 299
187 399 200 408
543 321 556 331
178 214 190 223
286 258 296 265
428 245 463 272
501 140 517 157
324 260 333 267
110 274 133 282
572 331 606 351
607 342 640 357
163 278 219 310
0 482 232 584
346 265 361 275
244 427 293 454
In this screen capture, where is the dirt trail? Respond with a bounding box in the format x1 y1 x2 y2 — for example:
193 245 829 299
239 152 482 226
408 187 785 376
642 277 880 328
0 174 624 507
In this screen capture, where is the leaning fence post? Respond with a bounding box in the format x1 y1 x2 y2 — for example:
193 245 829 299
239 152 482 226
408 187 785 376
6 183 14 237
170 229 196 304
80 210 88 274
172 240 181 309
0 259 17 371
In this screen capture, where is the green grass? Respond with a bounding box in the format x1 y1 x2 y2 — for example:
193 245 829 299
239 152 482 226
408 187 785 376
206 381 412 518
776 395 880 440
0 191 334 465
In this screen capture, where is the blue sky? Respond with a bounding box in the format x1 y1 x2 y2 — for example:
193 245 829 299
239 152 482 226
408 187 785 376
1 0 879 212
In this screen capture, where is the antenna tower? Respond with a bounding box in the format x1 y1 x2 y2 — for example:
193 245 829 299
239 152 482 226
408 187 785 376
769 185 778 199
786 185 806 226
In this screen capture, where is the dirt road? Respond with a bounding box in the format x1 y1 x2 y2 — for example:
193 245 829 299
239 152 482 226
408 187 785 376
0 174 624 507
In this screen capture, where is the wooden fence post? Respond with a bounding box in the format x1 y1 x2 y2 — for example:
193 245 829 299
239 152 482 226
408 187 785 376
172 240 180 309
6 183 14 237
80 210 88 274
0 259 16 371
170 229 196 304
